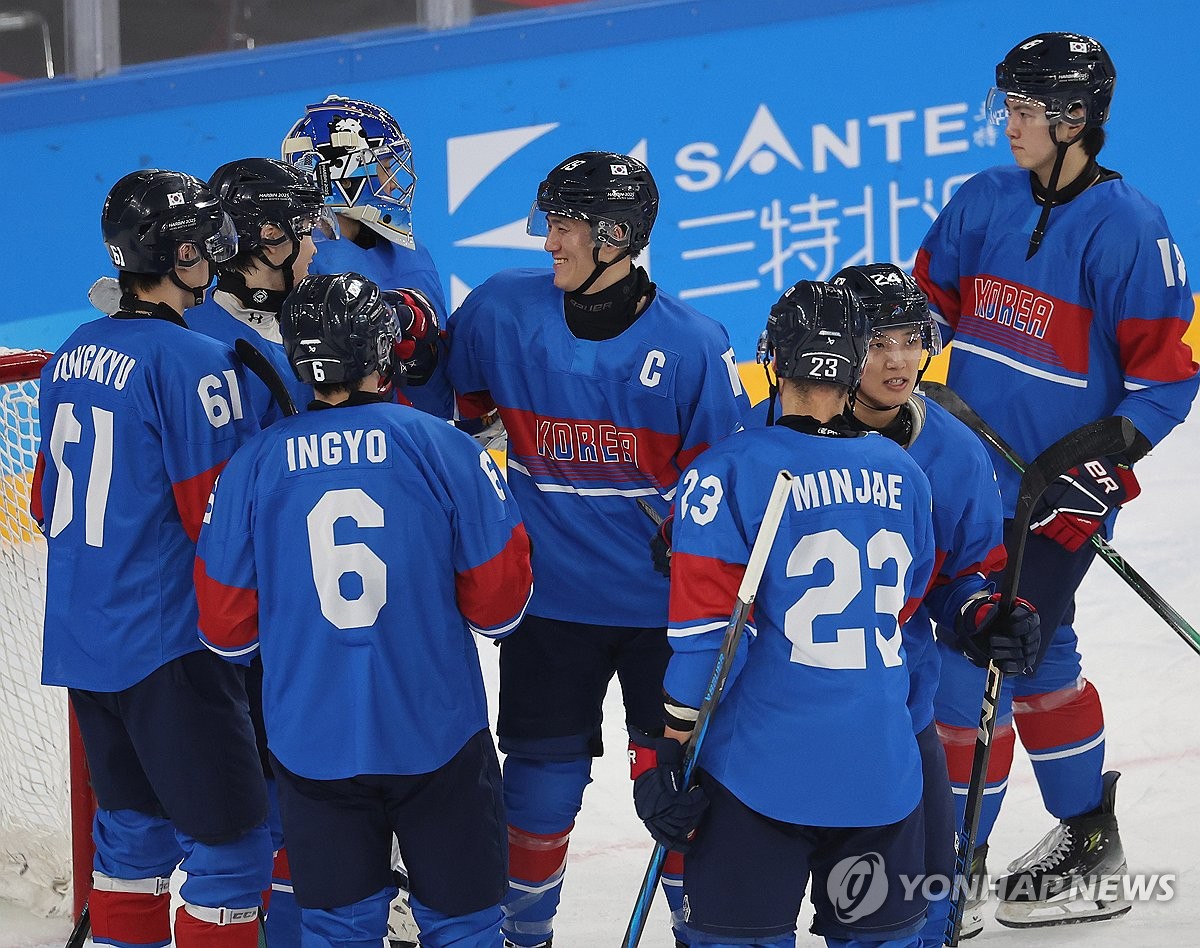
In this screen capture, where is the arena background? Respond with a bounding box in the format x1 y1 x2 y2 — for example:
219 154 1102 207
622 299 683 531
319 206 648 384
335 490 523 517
1 0 1198 372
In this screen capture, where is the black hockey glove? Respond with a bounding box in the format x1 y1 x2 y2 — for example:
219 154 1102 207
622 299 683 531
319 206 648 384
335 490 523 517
955 591 1041 676
650 512 673 578
388 287 441 385
1030 456 1140 552
628 727 708 852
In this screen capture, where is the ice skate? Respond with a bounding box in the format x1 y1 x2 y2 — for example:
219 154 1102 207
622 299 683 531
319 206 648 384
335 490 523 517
994 771 1131 928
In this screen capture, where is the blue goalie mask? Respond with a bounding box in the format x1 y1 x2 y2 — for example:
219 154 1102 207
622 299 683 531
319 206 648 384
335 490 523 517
282 95 417 249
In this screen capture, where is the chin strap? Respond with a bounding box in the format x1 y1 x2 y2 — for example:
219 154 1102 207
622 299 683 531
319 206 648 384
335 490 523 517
574 244 631 295
1026 140 1069 260
167 268 213 308
253 237 301 295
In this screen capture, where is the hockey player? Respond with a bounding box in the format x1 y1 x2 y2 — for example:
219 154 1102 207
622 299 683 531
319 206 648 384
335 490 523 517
631 280 935 947
195 272 533 948
446 151 749 947
915 32 1199 931
282 95 454 419
831 263 1039 946
190 157 336 425
35 169 271 948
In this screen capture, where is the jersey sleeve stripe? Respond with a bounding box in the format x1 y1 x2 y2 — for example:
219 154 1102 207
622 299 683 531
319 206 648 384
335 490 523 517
913 248 960 330
668 551 745 628
468 583 533 639
29 451 45 528
667 618 728 639
172 460 228 543
455 522 533 635
1116 316 1199 385
194 556 260 655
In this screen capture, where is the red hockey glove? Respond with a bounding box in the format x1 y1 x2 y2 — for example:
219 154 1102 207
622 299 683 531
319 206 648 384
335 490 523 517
955 591 1041 676
1030 456 1140 552
650 512 673 578
386 287 441 385
628 728 708 853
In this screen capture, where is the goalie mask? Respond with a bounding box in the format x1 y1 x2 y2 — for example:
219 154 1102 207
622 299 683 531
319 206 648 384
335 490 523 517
758 280 869 389
282 95 418 249
102 169 238 276
281 272 400 387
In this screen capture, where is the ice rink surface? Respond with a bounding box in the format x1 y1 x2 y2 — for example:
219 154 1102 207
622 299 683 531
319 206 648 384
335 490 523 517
3 413 1198 947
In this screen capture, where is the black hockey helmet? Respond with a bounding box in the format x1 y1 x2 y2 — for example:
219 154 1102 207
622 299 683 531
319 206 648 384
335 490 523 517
758 281 869 389
527 151 659 256
280 272 400 386
101 169 238 275
208 157 338 252
990 32 1115 128
831 264 942 356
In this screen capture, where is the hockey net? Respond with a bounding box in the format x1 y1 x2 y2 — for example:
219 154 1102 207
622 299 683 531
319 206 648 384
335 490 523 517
0 348 84 918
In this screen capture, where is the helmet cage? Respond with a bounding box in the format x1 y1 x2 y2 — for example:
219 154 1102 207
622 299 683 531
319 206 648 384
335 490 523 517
282 95 417 249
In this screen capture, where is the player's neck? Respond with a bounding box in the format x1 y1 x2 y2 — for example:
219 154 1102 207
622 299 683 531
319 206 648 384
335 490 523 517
1032 140 1090 191
780 386 846 424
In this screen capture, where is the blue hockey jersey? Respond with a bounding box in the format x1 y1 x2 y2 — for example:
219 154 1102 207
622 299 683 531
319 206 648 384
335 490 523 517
741 398 1006 733
915 166 1199 514
312 236 455 419
37 315 260 691
446 268 749 627
189 292 309 427
904 396 1006 732
195 400 533 779
665 425 935 826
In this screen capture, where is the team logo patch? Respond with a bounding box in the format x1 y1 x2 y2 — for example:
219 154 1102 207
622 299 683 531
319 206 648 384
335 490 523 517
252 289 269 305
1070 41 1089 53
561 159 585 171
167 191 185 207
610 163 629 175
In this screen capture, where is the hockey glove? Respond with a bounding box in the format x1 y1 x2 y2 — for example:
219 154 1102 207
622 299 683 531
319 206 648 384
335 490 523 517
955 591 1041 675
388 287 441 385
1030 455 1140 552
628 728 708 853
650 512 674 578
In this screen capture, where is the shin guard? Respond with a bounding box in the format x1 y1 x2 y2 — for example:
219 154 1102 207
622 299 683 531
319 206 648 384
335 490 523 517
937 719 1016 846
174 904 260 948
502 824 570 947
89 874 172 948
1014 679 1105 820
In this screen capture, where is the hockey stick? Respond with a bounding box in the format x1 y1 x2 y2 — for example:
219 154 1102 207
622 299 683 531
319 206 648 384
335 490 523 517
622 470 794 948
921 382 1200 656
945 414 1136 945
63 905 89 948
234 337 298 417
635 496 664 527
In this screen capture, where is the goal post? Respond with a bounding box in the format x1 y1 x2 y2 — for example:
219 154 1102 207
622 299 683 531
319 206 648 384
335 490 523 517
0 347 92 920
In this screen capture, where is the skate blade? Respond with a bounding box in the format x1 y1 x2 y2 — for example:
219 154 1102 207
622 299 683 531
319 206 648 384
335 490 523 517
957 900 986 939
995 894 1132 929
